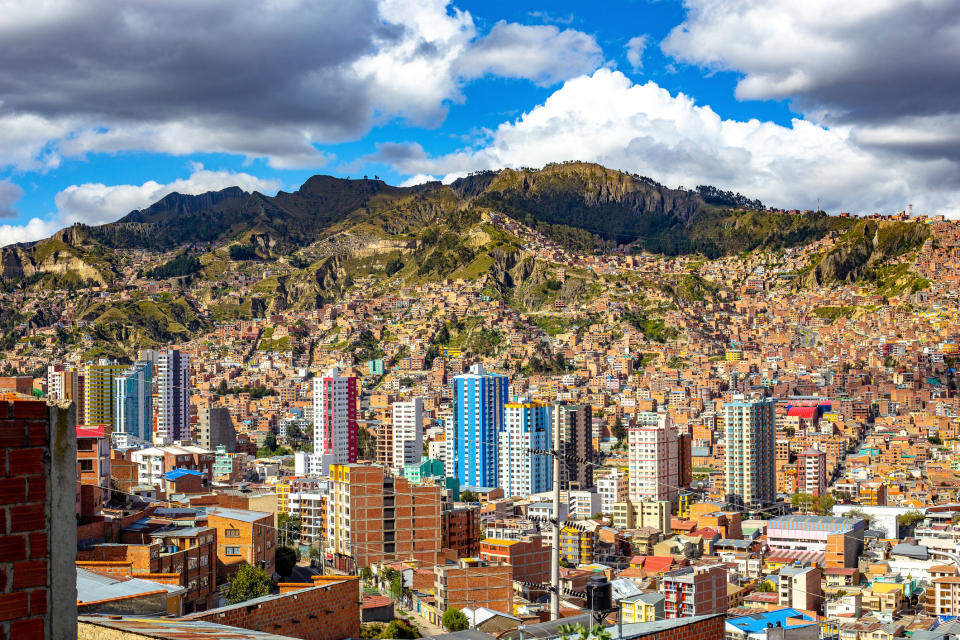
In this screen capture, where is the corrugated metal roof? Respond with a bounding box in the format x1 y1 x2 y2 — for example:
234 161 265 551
205 507 272 523
77 568 184 604
78 615 301 638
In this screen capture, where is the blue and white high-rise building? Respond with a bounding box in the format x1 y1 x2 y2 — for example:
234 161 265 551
447 364 508 488
499 400 551 497
114 361 153 442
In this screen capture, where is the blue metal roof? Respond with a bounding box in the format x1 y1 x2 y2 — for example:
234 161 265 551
161 468 204 480
726 609 815 633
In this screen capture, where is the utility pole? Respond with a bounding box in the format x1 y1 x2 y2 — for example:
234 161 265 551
551 420 561 621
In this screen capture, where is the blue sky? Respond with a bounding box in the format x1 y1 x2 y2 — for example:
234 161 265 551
2 0 959 245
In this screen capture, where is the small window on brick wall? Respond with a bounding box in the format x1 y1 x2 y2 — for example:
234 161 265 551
225 528 241 538
226 546 241 556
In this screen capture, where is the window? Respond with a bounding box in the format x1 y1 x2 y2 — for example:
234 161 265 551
225 546 241 556
200 555 208 567
224 528 241 538
188 557 198 570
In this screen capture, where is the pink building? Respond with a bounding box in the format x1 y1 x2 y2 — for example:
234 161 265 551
312 367 358 465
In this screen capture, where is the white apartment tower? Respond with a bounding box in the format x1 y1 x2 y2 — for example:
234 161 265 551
628 412 679 505
392 397 423 473
498 400 551 496
597 469 629 516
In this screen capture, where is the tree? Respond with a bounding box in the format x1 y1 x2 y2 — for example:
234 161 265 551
382 619 420 639
442 607 469 632
898 510 925 533
264 432 277 451
385 257 404 276
380 567 401 597
558 624 581 640
216 379 228 395
833 490 853 504
390 574 404 601
844 508 874 527
224 562 272 604
277 513 301 546
757 580 776 592
360 566 374 582
459 490 478 503
611 418 626 444
592 626 612 640
815 494 836 516
275 546 298 577
791 492 815 513
358 426 377 461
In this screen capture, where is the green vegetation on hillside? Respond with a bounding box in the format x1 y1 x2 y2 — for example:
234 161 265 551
74 292 210 357
534 315 573 336
813 306 856 321
668 274 722 303
621 308 679 343
801 220 930 288
145 252 202 279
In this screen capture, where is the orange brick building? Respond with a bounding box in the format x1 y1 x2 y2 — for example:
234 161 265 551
443 505 481 557
328 464 442 570
434 558 513 614
206 507 276 582
479 535 549 585
77 528 218 612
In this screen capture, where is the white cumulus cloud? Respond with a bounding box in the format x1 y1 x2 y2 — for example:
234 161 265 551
1 166 280 246
457 21 604 85
398 174 440 187
394 69 960 216
625 36 648 71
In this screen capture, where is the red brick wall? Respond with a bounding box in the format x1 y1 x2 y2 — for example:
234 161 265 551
0 400 59 639
75 562 133 579
643 614 724 640
184 577 360 640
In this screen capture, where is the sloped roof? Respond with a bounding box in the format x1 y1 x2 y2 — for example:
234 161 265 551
161 468 205 480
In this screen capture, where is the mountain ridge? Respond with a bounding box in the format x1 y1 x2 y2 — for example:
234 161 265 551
2 161 911 293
